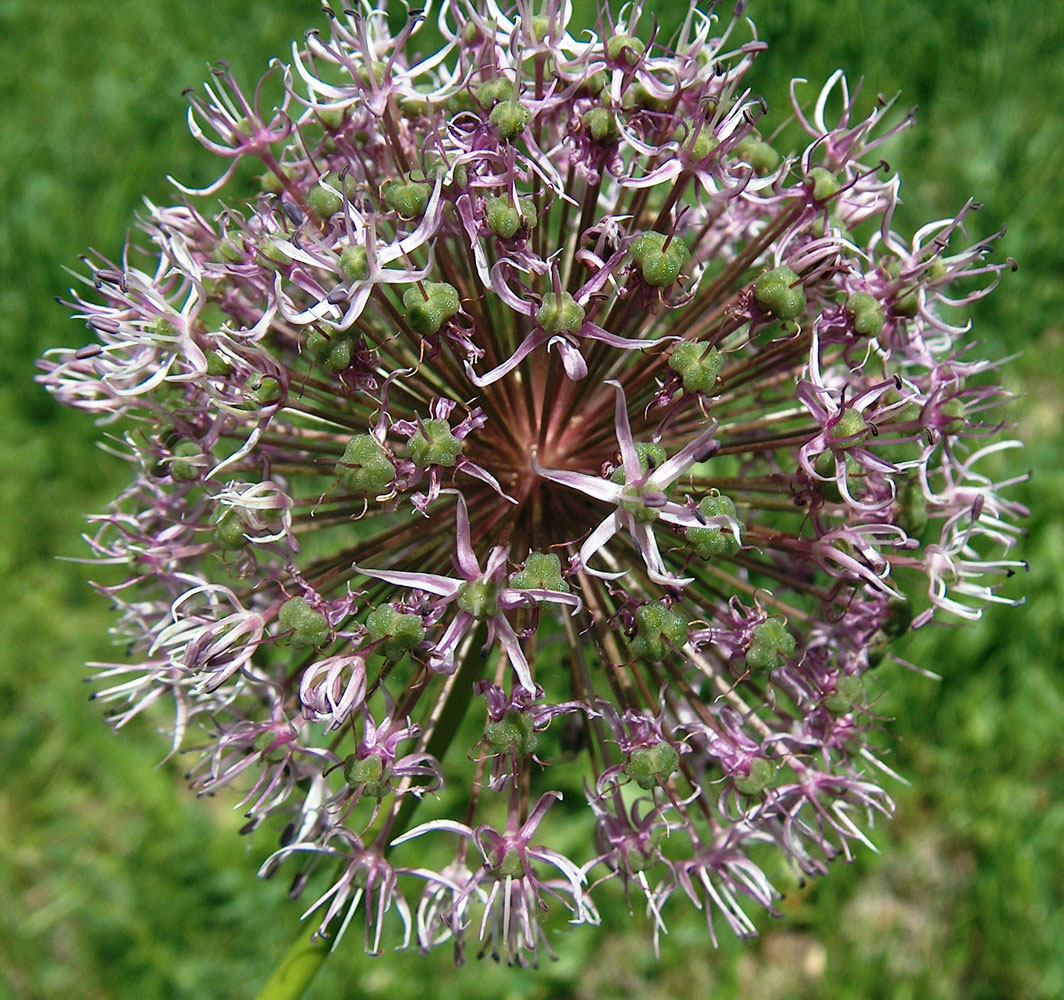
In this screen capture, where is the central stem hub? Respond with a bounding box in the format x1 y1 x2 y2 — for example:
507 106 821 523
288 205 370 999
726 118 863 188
463 403 611 556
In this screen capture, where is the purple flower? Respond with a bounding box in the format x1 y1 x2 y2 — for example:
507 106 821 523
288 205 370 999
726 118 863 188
41 0 1025 964
395 790 595 966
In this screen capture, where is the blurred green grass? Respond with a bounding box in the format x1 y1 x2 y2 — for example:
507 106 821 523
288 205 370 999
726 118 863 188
1 1 1061 997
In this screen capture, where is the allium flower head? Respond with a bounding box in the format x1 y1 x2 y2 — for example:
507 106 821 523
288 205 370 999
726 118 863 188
40 0 1026 965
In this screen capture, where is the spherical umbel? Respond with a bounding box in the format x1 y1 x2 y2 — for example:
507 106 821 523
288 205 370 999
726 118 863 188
38 0 1025 969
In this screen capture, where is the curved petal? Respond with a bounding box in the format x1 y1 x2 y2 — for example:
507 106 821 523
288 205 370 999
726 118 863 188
354 565 462 599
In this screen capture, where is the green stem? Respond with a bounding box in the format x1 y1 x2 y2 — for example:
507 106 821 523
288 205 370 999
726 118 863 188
254 928 331 1000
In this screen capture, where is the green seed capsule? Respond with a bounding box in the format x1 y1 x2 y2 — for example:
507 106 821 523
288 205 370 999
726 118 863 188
833 408 868 443
675 126 718 163
485 197 522 238
582 106 618 142
446 89 477 114
398 95 430 117
402 282 461 336
356 62 388 87
365 605 425 662
895 474 928 537
170 439 204 482
686 493 742 559
476 77 514 107
408 417 463 467
336 434 395 494
611 441 667 484
244 373 282 408
338 245 370 282
925 256 948 281
583 70 607 95
745 617 796 670
205 350 232 376
489 100 532 141
343 753 390 797
807 166 840 201
253 730 289 765
824 674 864 714
217 236 245 263
621 81 670 112
322 335 353 373
631 232 691 287
754 267 806 321
614 442 667 520
317 106 346 131
894 288 920 317
847 291 886 337
530 14 551 41
510 551 570 592
278 596 330 647
606 34 645 66
732 136 780 175
214 510 247 550
669 341 723 394
308 180 343 219
938 397 967 434
257 238 292 268
457 578 501 619
259 166 294 194
624 742 679 790
882 596 913 639
484 709 538 756
536 291 585 334
383 175 430 218
734 756 775 796
631 603 689 662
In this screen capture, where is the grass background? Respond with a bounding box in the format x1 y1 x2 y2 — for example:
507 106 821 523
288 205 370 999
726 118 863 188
1 1 1061 997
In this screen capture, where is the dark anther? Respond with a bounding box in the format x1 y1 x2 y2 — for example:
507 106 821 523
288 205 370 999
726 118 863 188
327 286 349 305
75 345 104 360
696 440 721 462
282 199 304 225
